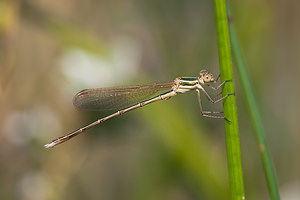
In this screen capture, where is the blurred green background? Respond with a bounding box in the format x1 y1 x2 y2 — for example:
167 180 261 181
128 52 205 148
0 0 299 199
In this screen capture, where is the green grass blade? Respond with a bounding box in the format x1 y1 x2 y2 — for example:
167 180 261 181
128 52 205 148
228 8 281 200
213 0 245 199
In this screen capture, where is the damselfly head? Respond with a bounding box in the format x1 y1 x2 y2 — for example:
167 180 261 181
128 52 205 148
199 69 214 83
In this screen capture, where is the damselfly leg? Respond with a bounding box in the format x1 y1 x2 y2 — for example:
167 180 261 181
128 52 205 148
196 79 233 119
207 79 231 90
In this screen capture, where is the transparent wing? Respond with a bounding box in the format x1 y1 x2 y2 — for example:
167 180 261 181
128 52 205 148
73 82 174 111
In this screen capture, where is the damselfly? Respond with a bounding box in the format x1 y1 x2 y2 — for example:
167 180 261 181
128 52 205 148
44 69 232 148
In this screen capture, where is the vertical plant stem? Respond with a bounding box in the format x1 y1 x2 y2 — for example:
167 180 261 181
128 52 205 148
228 8 281 200
213 0 245 199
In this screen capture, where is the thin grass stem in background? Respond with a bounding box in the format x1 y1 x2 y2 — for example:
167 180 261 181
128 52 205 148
228 6 281 200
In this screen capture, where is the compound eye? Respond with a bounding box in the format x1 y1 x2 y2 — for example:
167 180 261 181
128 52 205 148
204 74 211 82
200 69 207 76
